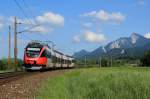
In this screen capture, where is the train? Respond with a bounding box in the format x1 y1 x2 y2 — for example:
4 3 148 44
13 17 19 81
23 41 75 70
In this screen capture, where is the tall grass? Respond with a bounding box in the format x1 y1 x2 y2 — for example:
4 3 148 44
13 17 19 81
36 67 150 99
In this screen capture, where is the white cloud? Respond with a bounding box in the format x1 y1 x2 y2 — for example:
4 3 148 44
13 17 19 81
36 12 64 26
73 35 81 43
6 12 64 34
29 25 54 35
81 10 125 23
144 33 150 39
30 26 50 33
82 22 93 28
73 31 106 43
8 17 48 33
110 12 125 22
84 31 106 43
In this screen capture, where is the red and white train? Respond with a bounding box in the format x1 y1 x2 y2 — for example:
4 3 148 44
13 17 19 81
23 41 75 70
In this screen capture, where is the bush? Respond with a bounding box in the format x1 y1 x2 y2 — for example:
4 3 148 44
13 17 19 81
140 50 150 66
0 59 7 70
0 58 23 71
101 58 109 67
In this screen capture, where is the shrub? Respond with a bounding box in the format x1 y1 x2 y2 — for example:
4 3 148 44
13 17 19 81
140 50 150 66
0 58 23 70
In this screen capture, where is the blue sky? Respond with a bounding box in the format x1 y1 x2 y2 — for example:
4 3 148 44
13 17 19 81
0 0 150 59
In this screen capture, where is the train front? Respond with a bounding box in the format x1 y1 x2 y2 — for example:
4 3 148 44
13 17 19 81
23 42 47 70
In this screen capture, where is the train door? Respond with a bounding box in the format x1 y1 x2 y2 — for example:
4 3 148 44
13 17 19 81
46 50 53 67
47 58 52 67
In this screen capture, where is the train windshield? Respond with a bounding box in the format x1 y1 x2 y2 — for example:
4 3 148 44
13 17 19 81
26 48 41 58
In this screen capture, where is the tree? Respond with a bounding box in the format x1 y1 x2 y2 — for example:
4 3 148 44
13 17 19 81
101 58 109 67
140 50 150 66
0 59 7 70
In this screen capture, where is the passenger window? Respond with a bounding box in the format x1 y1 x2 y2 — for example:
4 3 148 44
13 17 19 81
41 49 51 58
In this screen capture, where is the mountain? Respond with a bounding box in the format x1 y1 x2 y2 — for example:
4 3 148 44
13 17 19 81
73 33 150 59
105 33 150 51
73 49 89 59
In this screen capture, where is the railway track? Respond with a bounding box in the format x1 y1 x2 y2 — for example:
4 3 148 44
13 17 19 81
0 71 37 86
0 68 72 86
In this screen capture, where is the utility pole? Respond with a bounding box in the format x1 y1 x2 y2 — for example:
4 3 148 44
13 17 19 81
84 56 87 66
99 57 101 68
1 37 3 58
12 17 40 70
110 56 113 67
8 25 11 65
14 17 17 70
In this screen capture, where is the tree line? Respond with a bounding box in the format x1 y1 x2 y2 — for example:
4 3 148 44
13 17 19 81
75 50 150 67
0 58 23 70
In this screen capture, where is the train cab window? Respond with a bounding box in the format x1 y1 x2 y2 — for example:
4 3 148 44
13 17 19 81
41 50 51 58
41 50 46 57
26 48 40 58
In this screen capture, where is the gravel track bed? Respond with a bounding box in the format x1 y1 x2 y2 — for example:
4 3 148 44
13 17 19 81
0 69 67 99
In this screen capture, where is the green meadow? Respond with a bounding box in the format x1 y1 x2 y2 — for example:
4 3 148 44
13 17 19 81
36 67 150 99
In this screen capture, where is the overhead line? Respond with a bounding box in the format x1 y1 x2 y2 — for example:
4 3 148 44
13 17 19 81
17 24 40 34
21 0 38 24
13 0 34 25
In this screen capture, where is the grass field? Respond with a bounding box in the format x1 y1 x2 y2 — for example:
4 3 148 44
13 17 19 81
36 67 150 99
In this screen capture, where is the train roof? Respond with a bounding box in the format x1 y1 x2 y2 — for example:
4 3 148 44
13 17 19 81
53 50 74 59
66 55 74 58
54 50 63 55
27 41 51 48
54 50 74 58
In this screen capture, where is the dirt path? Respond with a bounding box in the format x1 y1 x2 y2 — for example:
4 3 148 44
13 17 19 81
0 69 68 99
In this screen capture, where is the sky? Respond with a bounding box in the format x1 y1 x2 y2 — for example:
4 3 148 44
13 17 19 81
0 0 150 59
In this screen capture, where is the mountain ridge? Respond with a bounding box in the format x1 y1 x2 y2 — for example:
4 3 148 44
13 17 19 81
73 33 150 59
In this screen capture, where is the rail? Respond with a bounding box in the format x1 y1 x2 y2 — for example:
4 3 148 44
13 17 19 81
0 71 30 86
